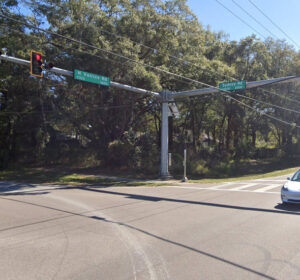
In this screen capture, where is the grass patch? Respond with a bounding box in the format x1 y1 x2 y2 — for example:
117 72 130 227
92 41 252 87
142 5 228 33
0 168 168 187
188 166 299 183
0 164 299 187
57 174 165 187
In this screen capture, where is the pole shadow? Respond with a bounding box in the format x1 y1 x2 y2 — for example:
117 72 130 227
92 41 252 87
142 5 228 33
77 186 300 217
0 195 277 280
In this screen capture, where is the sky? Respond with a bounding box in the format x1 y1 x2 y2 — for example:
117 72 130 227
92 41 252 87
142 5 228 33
15 0 300 51
186 0 300 50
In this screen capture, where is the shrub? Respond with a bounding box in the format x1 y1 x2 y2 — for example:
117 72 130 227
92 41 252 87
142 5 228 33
107 140 135 167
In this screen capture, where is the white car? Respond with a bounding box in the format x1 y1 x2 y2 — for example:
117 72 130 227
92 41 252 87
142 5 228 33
281 170 300 204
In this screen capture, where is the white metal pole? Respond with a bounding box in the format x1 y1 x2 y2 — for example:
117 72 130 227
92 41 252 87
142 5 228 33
160 99 171 179
182 148 188 182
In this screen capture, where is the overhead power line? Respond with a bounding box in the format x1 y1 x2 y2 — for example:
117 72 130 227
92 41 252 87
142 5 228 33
5 21 298 118
247 0 300 49
4 9 299 106
0 13 263 94
16 0 233 82
1 14 300 129
226 94 300 128
258 87 300 107
0 23 198 90
82 10 300 106
231 0 278 39
235 92 300 114
0 13 205 89
214 0 267 39
5 18 300 110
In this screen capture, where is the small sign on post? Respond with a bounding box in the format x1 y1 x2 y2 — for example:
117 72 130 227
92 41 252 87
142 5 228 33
74 69 110 86
219 80 246 91
182 148 188 182
168 153 172 166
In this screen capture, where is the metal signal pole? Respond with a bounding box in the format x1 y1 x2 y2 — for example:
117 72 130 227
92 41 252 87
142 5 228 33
160 90 172 179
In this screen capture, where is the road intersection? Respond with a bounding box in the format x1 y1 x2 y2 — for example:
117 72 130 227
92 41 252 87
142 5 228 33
1 175 299 280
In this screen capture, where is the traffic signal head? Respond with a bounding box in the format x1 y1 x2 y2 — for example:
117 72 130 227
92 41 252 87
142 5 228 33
30 51 43 77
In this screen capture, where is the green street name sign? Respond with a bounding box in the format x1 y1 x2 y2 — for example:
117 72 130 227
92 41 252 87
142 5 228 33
219 80 246 91
74 69 110 86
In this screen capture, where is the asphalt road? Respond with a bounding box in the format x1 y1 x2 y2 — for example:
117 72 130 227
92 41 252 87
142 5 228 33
1 176 300 280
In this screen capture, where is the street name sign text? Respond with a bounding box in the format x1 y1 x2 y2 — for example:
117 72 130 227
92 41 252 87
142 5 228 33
74 69 110 86
219 80 246 91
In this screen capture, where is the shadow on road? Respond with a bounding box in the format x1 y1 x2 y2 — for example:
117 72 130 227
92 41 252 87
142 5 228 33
76 186 300 217
2 185 300 279
0 181 40 194
275 203 300 212
0 194 278 280
2 191 50 196
2 184 300 216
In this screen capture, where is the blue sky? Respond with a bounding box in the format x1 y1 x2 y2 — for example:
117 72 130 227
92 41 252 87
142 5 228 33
186 0 300 50
15 0 300 51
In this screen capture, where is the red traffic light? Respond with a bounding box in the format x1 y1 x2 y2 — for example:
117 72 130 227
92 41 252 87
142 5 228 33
30 50 43 78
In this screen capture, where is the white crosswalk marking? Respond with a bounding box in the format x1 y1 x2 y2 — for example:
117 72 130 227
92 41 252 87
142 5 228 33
165 185 280 194
230 183 257 191
209 182 236 189
255 184 281 192
164 179 286 194
255 179 287 182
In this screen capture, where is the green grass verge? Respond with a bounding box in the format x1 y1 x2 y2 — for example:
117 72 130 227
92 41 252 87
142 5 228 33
188 167 299 183
0 166 298 187
0 168 167 187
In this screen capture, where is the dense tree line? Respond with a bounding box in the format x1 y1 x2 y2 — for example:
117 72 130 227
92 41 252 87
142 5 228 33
1 0 300 176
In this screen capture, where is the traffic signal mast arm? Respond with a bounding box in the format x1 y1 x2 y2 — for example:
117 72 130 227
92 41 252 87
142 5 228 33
172 76 300 98
3 53 299 99
0 53 160 98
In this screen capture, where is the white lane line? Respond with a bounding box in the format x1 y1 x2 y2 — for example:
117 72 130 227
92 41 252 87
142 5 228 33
230 183 258 191
254 184 281 193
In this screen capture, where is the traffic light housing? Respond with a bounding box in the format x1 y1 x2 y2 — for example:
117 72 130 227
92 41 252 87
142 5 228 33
30 51 43 77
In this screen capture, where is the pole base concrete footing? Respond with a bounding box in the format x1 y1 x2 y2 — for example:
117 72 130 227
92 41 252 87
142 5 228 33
159 173 173 180
181 177 188 182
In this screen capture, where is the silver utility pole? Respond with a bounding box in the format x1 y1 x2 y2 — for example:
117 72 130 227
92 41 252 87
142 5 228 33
160 90 172 179
182 148 188 182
